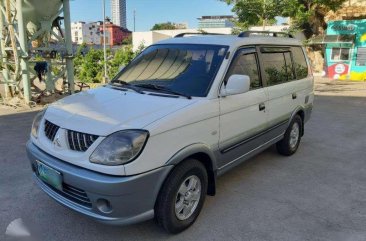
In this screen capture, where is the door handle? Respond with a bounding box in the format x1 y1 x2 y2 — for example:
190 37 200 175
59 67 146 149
259 103 265 111
292 93 297 99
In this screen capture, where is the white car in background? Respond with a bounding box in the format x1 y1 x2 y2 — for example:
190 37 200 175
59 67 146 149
27 31 314 234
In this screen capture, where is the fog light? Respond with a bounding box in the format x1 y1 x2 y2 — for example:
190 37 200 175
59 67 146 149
32 164 37 172
96 199 112 213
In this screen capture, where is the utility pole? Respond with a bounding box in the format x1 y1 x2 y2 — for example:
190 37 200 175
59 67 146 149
103 0 108 83
63 0 75 94
133 9 136 32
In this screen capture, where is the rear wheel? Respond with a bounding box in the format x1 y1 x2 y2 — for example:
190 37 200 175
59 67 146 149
277 115 302 156
155 159 208 234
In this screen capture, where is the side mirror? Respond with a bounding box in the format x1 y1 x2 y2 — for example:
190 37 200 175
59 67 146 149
220 74 250 97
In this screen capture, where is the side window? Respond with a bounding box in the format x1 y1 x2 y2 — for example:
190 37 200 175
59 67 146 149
331 47 350 61
226 49 261 89
284 52 296 81
292 47 309 79
261 51 288 86
261 46 307 86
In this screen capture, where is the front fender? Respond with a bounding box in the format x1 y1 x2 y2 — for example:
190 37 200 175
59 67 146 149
165 143 217 170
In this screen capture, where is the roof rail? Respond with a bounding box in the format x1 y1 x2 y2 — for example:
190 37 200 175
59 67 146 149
238 31 294 38
174 32 227 38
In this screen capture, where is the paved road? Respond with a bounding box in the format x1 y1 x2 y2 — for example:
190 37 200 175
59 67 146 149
1 95 366 241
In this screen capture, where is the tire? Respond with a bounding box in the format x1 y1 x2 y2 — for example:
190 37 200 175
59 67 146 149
276 115 303 156
155 159 208 234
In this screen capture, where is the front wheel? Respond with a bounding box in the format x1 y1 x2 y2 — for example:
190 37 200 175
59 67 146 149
155 159 208 234
276 115 302 156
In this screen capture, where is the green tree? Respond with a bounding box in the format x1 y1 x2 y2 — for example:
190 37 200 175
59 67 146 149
151 22 177 31
222 0 282 29
108 46 135 78
122 35 132 45
223 0 347 38
77 48 105 83
73 43 88 78
280 0 346 38
73 44 140 83
231 21 249 35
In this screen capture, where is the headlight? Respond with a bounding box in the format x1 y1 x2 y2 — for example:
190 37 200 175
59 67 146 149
89 130 149 166
31 108 47 138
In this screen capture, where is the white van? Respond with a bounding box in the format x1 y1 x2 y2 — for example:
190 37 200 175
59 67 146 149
27 32 314 234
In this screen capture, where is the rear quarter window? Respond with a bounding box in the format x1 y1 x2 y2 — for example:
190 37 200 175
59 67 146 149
260 47 295 86
260 46 309 86
291 47 309 79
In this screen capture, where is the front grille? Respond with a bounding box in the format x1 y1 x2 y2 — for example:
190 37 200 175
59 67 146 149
44 120 60 141
42 181 92 208
67 130 98 152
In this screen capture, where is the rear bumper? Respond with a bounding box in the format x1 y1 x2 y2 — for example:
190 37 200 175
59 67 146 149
304 103 313 123
26 141 173 225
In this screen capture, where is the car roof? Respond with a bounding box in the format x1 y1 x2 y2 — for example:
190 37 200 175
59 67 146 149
154 34 303 48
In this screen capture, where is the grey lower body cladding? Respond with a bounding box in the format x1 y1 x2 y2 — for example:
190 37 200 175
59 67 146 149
26 141 173 225
216 105 313 175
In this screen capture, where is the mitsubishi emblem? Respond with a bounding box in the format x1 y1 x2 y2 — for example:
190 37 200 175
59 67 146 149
53 134 62 148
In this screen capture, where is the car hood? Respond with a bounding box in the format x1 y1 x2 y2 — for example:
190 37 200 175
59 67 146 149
45 86 197 136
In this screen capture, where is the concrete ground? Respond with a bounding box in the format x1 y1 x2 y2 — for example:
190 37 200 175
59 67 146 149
314 77 366 97
1 81 366 240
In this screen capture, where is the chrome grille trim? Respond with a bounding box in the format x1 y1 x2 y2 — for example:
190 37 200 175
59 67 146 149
67 130 98 152
63 183 92 206
44 120 60 141
42 181 92 208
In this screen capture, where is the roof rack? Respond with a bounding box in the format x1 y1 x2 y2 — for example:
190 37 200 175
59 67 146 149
174 32 227 38
238 31 294 38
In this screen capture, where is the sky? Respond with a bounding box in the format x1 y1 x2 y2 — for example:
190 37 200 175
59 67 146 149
70 0 234 31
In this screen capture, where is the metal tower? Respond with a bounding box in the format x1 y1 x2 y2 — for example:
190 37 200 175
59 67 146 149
0 0 75 106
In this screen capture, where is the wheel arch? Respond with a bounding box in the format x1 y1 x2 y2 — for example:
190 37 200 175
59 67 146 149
290 107 305 136
165 143 218 196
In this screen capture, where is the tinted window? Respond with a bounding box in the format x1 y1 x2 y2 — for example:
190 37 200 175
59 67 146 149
291 47 309 79
113 44 228 97
226 49 261 89
284 52 295 81
261 51 289 86
331 47 350 61
261 47 308 86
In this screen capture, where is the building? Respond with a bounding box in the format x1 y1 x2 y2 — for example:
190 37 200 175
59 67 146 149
71 20 131 46
197 15 235 29
174 22 188 29
132 28 232 51
308 0 366 80
71 21 101 45
100 22 131 46
111 0 127 28
323 20 366 81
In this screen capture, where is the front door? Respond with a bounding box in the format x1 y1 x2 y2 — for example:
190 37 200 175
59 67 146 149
218 47 268 168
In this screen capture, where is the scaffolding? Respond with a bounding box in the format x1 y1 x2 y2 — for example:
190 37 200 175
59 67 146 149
0 0 75 107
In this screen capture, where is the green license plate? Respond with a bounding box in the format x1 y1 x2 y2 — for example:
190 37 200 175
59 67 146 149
36 161 63 191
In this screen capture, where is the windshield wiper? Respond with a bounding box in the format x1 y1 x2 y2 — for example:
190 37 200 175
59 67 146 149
134 84 192 99
110 80 145 94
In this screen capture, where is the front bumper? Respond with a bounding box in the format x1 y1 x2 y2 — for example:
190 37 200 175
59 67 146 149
26 141 173 225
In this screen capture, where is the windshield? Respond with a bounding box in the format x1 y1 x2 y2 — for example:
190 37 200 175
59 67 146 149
112 44 228 97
